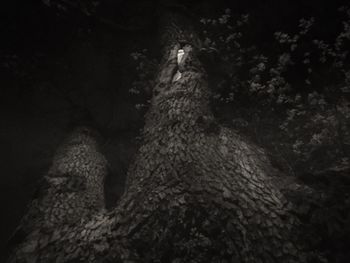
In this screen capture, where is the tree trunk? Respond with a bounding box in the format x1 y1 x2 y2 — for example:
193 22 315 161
7 126 108 263
8 7 319 263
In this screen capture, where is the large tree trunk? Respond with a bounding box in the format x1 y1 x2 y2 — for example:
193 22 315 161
8 6 319 263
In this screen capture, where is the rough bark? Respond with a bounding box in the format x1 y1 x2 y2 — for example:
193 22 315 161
7 127 108 263
8 8 320 263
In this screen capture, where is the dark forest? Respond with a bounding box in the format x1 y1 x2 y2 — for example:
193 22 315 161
1 0 349 262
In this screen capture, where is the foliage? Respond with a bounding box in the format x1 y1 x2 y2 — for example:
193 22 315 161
199 6 350 262
199 6 350 172
129 49 158 111
41 0 100 16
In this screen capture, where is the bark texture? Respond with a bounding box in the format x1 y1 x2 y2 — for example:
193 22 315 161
7 127 108 263
8 9 320 263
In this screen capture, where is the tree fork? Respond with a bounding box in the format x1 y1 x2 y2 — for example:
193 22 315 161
8 5 322 263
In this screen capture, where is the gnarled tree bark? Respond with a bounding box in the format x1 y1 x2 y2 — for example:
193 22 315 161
7 126 108 262
8 6 321 263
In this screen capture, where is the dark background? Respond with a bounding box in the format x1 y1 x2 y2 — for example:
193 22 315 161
0 0 348 260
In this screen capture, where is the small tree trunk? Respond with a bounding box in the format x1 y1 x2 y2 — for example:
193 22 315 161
9 8 318 263
8 127 108 263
